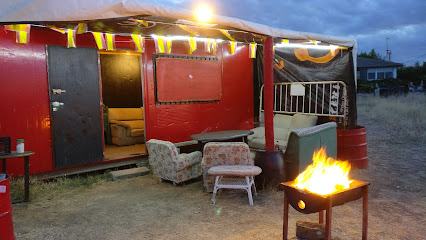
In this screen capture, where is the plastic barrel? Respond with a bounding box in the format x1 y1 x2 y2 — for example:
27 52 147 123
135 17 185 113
0 174 15 240
337 126 368 168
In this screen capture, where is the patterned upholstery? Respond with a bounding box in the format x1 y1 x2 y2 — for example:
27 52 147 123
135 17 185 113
201 142 253 192
146 139 202 185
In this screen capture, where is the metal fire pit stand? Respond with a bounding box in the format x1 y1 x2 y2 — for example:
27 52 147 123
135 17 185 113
281 181 369 240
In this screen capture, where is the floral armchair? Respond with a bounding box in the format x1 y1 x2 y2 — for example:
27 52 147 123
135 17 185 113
146 139 202 185
201 142 253 192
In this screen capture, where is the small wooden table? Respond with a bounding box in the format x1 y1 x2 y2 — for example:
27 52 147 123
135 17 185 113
190 130 254 151
0 151 34 202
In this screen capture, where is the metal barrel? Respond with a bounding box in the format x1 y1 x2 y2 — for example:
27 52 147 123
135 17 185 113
0 174 15 240
337 126 368 168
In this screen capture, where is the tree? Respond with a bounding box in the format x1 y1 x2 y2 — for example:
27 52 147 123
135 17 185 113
397 61 426 85
358 49 385 60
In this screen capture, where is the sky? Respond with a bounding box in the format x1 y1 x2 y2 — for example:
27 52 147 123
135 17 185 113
146 0 426 66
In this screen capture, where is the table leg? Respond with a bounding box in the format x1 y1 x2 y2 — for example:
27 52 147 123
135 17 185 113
319 210 324 224
2 158 6 173
24 156 30 202
362 185 368 240
325 198 332 240
283 194 289 240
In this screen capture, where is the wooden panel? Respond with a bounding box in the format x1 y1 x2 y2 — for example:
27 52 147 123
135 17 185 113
155 57 221 103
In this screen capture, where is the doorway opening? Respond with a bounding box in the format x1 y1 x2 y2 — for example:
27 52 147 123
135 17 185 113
100 51 146 160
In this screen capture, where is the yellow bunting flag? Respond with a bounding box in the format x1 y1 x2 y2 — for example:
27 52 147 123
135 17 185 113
131 34 145 53
211 41 218 55
188 37 197 54
105 33 116 51
330 44 335 56
205 39 211 53
249 43 257 58
5 24 31 44
67 29 76 48
47 25 66 34
178 25 199 37
92 32 106 50
75 23 87 34
130 19 149 27
282 39 289 44
310 40 318 45
219 29 236 42
154 36 166 53
166 39 172 54
229 41 237 55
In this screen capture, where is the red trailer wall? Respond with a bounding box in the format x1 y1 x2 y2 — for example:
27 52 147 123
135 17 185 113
0 26 254 175
143 40 254 142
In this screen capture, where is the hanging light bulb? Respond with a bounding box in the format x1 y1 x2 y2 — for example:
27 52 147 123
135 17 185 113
195 5 213 22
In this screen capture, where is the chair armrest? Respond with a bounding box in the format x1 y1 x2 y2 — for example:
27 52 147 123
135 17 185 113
174 151 202 171
248 127 265 141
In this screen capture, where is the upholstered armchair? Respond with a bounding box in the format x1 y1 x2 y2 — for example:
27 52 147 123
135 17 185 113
146 139 202 185
201 142 253 192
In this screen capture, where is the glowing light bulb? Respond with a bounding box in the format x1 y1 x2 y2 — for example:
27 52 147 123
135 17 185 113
196 5 212 22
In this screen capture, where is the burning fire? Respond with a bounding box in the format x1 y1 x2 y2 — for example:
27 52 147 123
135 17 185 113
292 148 353 196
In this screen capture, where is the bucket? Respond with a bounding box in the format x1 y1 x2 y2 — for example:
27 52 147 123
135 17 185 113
337 126 368 168
0 174 15 240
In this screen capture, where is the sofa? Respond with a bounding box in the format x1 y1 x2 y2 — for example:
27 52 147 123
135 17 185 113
248 113 318 150
109 107 145 146
146 139 202 185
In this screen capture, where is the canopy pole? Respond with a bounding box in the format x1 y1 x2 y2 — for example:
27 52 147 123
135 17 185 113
263 37 274 151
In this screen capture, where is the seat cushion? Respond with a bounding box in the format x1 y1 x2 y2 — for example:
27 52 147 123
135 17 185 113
248 139 287 150
289 114 318 131
130 129 144 137
273 114 293 129
114 120 144 130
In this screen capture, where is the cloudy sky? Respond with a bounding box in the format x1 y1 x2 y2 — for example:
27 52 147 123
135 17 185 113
146 0 426 66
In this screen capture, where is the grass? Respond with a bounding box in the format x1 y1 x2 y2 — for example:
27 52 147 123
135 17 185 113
10 172 110 203
357 94 426 138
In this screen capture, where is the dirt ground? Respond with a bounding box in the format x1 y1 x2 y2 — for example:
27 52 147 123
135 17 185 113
12 97 426 240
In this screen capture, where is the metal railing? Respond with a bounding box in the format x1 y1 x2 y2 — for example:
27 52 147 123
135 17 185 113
260 81 347 125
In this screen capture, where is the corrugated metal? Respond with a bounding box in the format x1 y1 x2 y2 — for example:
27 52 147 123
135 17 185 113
47 45 103 168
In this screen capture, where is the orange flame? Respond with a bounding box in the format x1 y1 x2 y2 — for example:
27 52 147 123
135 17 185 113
292 148 353 196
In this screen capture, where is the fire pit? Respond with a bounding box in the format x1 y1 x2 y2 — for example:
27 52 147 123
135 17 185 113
281 148 369 240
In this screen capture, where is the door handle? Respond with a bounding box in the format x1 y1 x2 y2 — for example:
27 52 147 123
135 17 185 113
52 89 66 94
52 101 64 111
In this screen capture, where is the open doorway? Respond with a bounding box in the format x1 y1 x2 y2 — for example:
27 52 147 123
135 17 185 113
100 51 146 160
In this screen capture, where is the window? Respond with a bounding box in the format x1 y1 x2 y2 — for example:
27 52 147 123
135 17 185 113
377 72 384 80
367 72 375 80
385 72 393 79
357 71 360 80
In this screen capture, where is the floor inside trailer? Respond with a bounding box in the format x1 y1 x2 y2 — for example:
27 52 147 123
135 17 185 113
104 144 146 160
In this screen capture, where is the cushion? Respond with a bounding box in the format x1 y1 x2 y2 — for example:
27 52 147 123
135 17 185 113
114 120 144 130
247 138 287 150
130 129 144 137
109 107 143 121
273 114 293 129
274 128 289 141
289 114 318 131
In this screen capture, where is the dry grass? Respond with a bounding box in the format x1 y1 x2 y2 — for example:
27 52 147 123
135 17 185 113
357 94 426 138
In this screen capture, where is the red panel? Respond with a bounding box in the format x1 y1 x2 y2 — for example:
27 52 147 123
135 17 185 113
156 58 221 102
143 40 254 143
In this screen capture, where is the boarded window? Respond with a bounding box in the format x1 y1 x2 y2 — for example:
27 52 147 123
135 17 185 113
154 55 221 104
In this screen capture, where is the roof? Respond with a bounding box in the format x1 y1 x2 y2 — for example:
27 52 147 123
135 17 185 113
0 0 357 48
357 57 403 68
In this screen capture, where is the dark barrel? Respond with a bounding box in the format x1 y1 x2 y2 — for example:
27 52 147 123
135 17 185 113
0 174 15 240
337 126 368 168
254 149 285 189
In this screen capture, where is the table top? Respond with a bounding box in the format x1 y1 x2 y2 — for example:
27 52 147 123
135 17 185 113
0 151 35 159
190 130 254 142
208 165 262 176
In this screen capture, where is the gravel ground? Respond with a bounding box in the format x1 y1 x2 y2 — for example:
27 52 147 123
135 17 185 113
11 97 426 240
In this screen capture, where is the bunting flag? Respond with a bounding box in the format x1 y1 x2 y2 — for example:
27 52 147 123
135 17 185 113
130 19 149 27
92 32 106 50
105 33 116 51
310 40 318 45
205 39 211 53
219 29 236 41
188 37 197 54
282 39 289 44
211 41 218 55
249 42 257 58
178 25 200 37
75 23 87 34
67 29 76 48
131 34 145 53
330 44 335 56
166 39 172 54
47 25 66 34
229 41 237 55
5 24 31 44
154 36 166 53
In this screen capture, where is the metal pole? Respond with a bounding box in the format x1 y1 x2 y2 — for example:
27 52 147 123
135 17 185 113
263 37 275 151
325 198 332 240
283 194 289 240
362 186 369 240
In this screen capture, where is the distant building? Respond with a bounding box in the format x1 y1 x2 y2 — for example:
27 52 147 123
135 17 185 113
357 57 403 81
